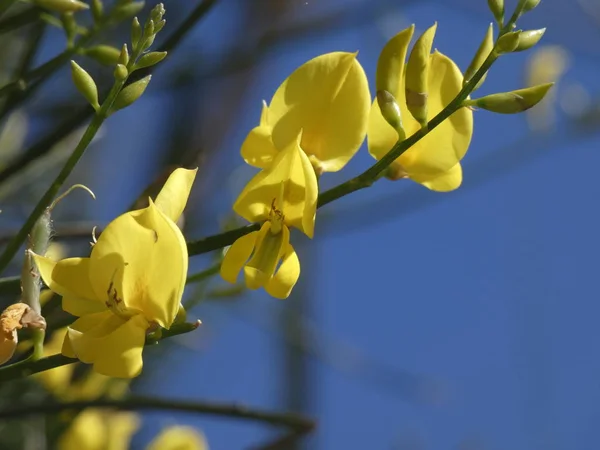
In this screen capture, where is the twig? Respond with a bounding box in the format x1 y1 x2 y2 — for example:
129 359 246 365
0 395 316 438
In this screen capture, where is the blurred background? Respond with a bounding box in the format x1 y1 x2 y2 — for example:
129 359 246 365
1 0 600 449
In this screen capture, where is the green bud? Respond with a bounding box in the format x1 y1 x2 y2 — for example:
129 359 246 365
405 22 437 126
464 23 494 90
114 63 128 81
376 90 406 140
495 30 521 54
118 44 130 66
141 34 156 52
144 18 155 38
514 28 546 52
112 75 152 112
487 0 504 24
60 12 77 45
34 0 89 13
154 19 166 34
91 0 103 22
70 61 100 110
85 45 121 66
134 51 167 70
111 1 144 22
150 2 165 22
131 17 142 51
467 83 554 113
520 0 541 13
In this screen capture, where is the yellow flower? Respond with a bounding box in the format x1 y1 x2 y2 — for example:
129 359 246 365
221 135 317 298
368 26 473 192
147 426 208 450
32 168 197 378
58 409 139 450
241 52 371 173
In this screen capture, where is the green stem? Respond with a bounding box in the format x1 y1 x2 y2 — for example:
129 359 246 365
0 395 316 434
0 80 124 274
0 0 17 18
0 321 200 382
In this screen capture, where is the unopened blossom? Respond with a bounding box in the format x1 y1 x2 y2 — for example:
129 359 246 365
32 168 197 377
368 25 473 192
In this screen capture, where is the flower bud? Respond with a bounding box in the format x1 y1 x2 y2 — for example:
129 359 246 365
118 44 130 66
405 23 437 126
112 1 145 22
464 23 494 90
114 63 128 81
85 45 121 66
134 51 167 70
487 0 504 24
514 28 546 52
1 303 46 365
70 61 100 110
131 17 142 51
91 0 103 22
154 19 166 34
376 25 414 99
495 30 521 54
468 83 554 113
376 90 406 140
112 75 152 112
520 0 541 13
34 0 88 13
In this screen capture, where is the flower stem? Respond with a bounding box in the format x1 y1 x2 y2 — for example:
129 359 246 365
0 395 316 435
0 80 124 274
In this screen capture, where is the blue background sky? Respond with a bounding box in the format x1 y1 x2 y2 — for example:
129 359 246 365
3 0 600 449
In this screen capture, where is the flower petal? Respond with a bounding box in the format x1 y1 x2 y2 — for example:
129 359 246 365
410 162 463 192
269 52 371 172
241 101 278 169
90 201 187 328
67 312 148 378
62 310 113 358
32 255 106 317
154 167 197 223
220 231 258 284
265 241 300 299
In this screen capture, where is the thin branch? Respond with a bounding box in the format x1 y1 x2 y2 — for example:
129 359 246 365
0 395 316 437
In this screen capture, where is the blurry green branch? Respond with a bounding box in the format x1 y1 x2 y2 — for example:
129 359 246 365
0 7 40 34
0 394 316 436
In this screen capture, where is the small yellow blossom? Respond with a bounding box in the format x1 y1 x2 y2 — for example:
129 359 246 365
58 409 139 450
241 52 371 173
368 25 474 192
147 426 208 450
32 168 197 378
222 135 317 298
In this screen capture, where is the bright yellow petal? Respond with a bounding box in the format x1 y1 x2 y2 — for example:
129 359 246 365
62 310 113 358
376 25 414 98
32 255 106 317
105 412 140 450
241 101 277 169
269 52 371 172
234 135 316 237
68 313 148 378
90 201 187 328
147 426 208 450
409 163 463 192
244 223 288 290
58 409 107 450
220 231 258 284
265 240 300 299
154 167 197 223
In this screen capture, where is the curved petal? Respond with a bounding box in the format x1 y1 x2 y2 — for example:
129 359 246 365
32 255 106 317
68 313 148 378
240 126 278 169
410 163 463 192
154 167 197 223
265 241 300 299
220 231 259 284
298 146 318 238
90 202 187 328
376 25 415 98
269 52 371 172
62 310 113 358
